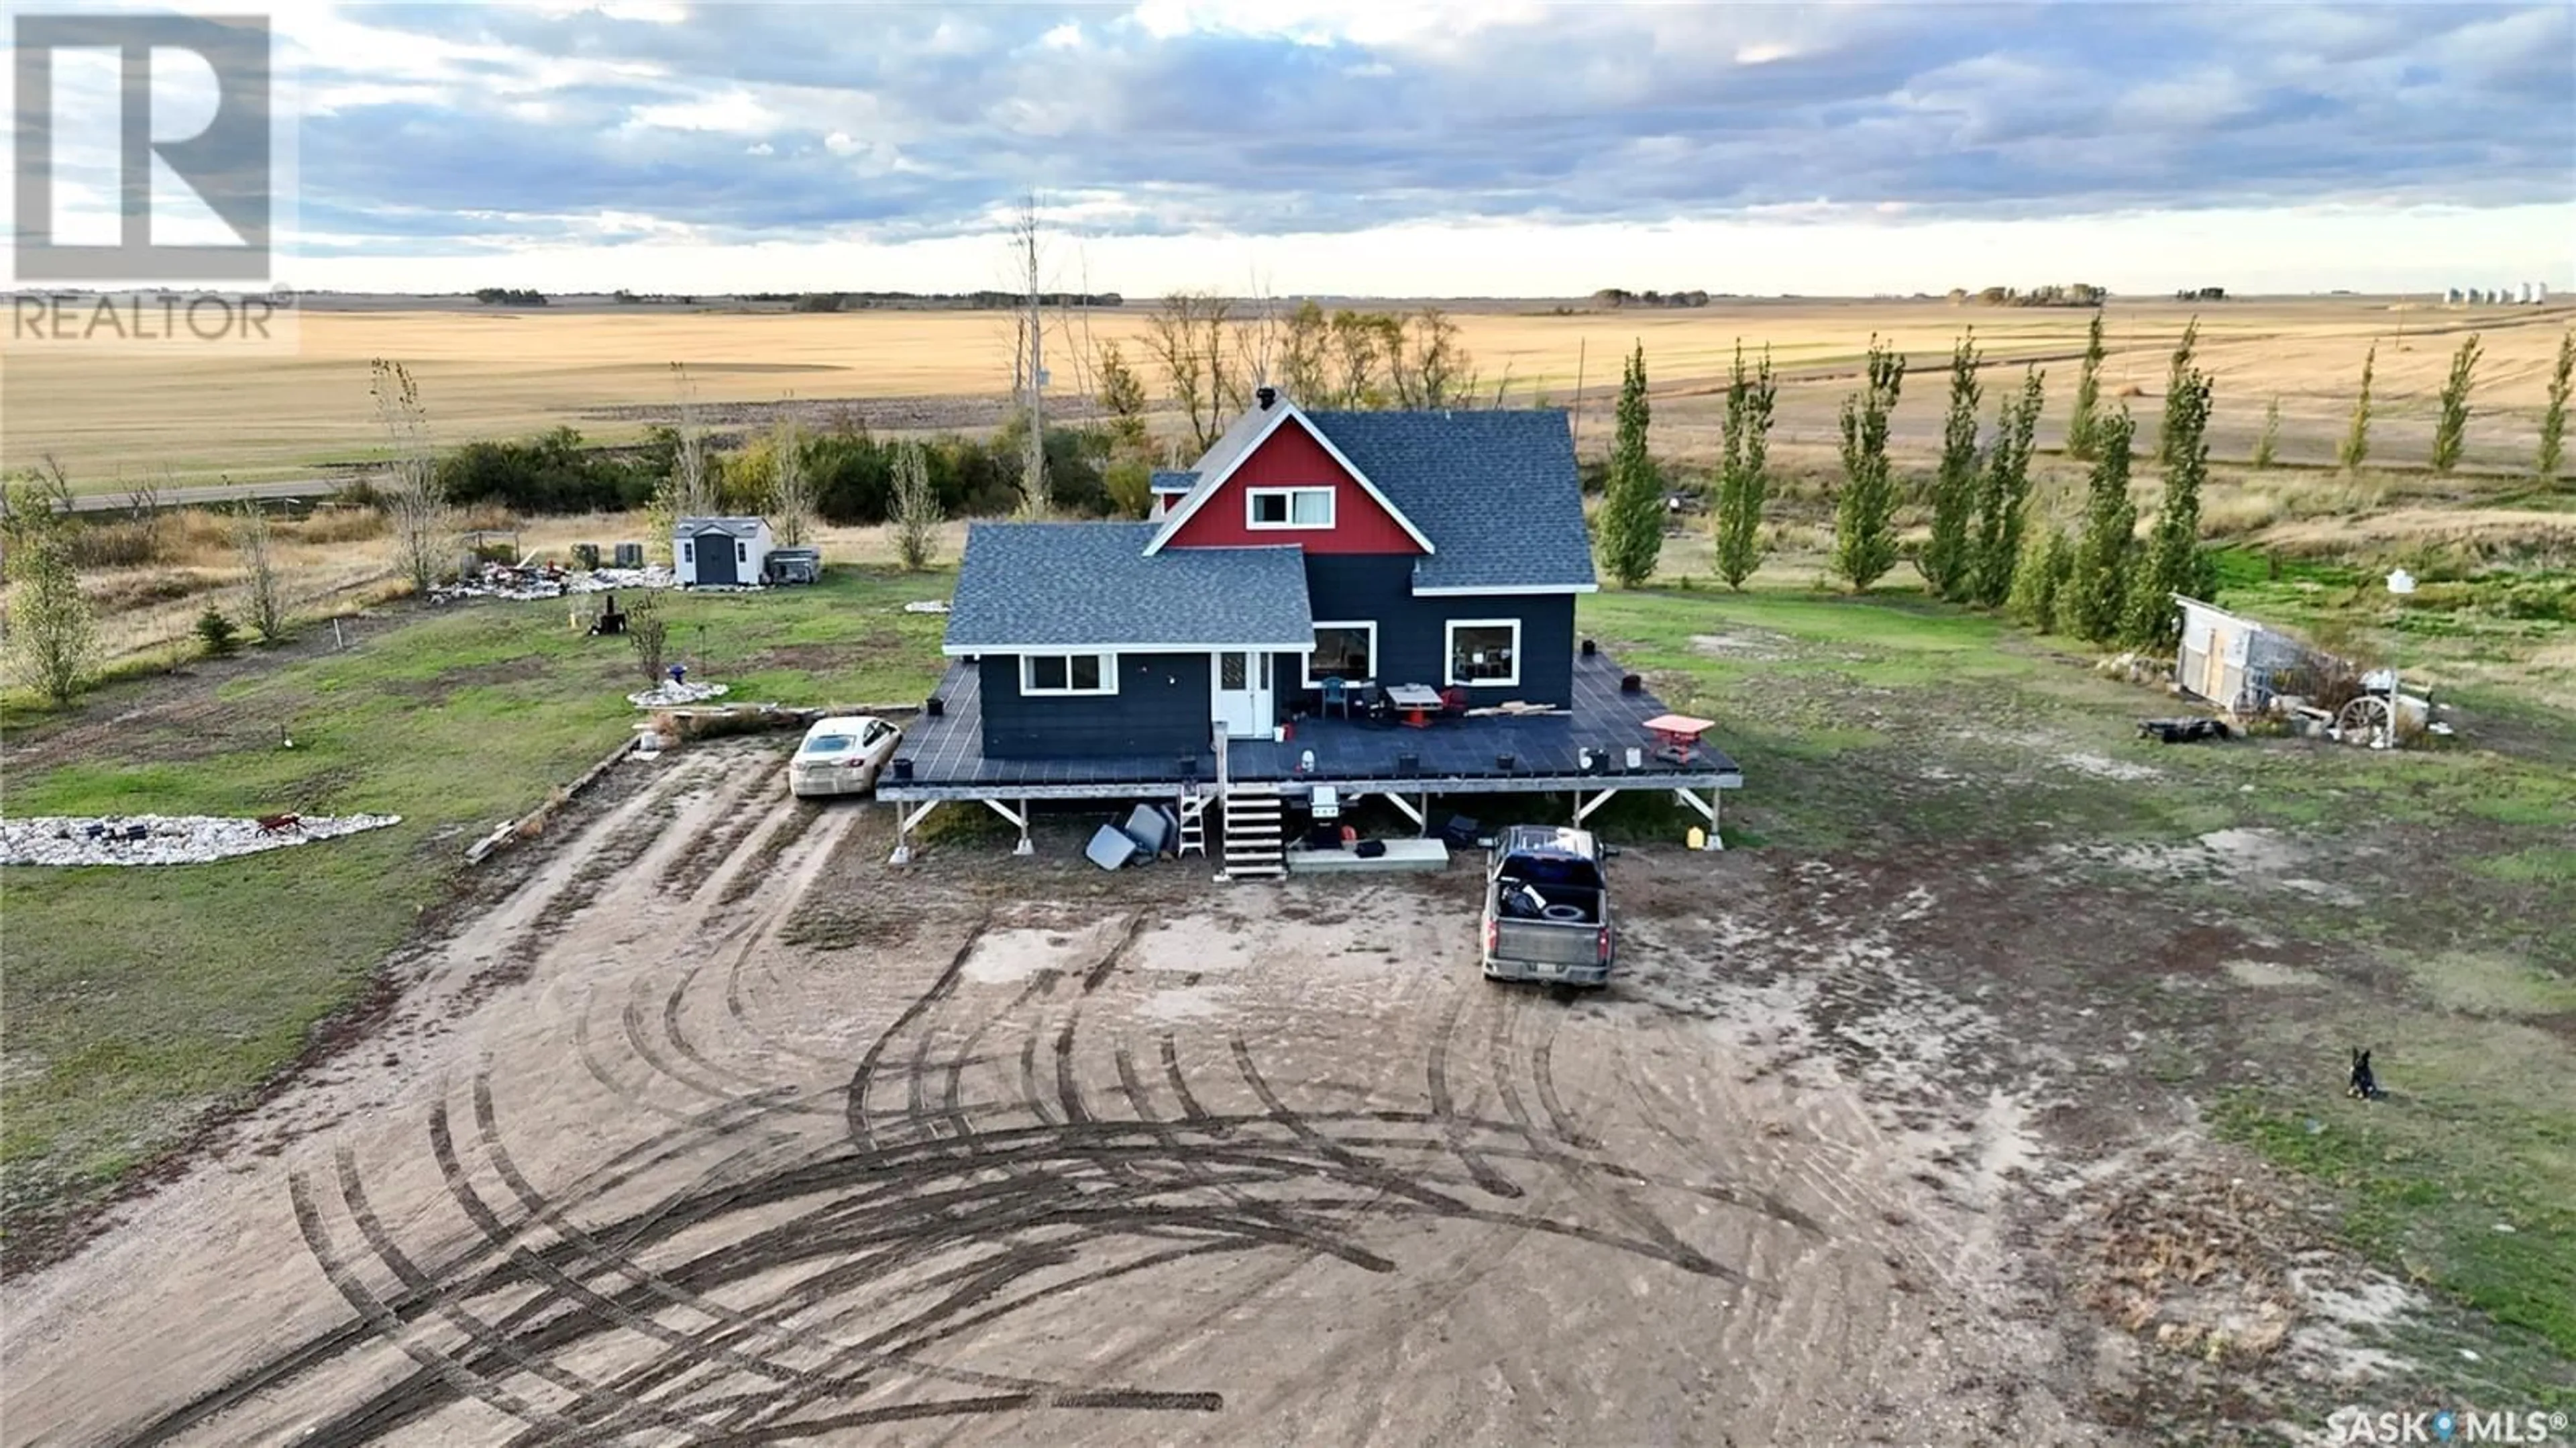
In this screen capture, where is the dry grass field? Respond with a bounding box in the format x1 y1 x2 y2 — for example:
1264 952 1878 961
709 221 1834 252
7 295 2571 489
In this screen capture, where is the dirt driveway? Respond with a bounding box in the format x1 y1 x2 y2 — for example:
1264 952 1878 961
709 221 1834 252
7 741 2104 1445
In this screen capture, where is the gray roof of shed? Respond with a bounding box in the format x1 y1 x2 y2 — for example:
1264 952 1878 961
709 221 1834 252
1148 470 1199 494
945 522 1313 652
1301 409 1595 591
676 516 769 538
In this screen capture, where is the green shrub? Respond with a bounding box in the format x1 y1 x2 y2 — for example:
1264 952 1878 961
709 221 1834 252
193 607 241 658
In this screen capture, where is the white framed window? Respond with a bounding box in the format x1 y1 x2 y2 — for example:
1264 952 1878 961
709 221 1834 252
1446 619 1521 688
1246 486 1334 529
1305 621 1377 684
736 541 748 562
681 541 694 562
1021 652 1118 696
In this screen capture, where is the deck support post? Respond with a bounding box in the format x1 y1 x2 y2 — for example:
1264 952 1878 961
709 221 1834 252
981 797 1033 856
889 798 944 864
1371 791 1426 833
1670 786 1723 850
1574 787 1621 827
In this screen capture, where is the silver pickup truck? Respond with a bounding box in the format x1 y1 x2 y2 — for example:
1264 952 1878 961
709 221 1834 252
1480 825 1615 987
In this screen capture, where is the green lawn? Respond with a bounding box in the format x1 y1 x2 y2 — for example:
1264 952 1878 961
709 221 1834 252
1 568 953 1249
1579 578 2576 1399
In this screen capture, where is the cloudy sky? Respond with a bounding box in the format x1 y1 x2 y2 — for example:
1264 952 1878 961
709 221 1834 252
40 1 2576 295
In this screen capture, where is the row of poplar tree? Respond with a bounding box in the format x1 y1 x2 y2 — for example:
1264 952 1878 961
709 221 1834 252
1594 319 2576 653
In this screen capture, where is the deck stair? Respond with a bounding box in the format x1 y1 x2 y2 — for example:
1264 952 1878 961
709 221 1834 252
1220 784 1285 879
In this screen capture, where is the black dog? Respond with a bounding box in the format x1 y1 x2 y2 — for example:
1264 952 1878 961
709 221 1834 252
2347 1047 2385 1100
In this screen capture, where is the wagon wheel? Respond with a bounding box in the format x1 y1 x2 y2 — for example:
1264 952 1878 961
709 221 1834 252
2229 682 2268 725
2335 694 2394 747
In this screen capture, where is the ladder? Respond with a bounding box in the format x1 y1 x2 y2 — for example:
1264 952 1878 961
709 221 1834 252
1177 788 1209 859
1220 784 1285 879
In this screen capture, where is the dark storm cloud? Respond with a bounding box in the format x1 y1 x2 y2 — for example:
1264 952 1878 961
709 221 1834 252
288 2 2575 252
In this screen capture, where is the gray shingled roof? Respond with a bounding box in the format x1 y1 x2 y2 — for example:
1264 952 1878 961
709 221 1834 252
1182 402 1276 483
676 516 769 539
945 522 1313 652
1148 469 1199 494
1301 409 1595 591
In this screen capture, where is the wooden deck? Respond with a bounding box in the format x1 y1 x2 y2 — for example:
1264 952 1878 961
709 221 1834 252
879 649 1742 803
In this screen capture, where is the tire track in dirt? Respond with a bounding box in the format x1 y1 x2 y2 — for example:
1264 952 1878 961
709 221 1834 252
1423 994 1523 1200
332 1145 728 1445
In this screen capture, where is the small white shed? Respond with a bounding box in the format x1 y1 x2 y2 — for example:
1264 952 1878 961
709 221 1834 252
675 517 773 588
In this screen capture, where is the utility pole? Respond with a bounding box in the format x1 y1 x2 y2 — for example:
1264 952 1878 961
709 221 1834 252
1570 336 1588 453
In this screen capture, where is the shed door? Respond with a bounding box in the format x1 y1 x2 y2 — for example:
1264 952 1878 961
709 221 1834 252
1210 650 1273 739
696 532 739 585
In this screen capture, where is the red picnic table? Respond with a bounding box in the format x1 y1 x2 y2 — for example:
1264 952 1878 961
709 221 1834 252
1641 712 1716 764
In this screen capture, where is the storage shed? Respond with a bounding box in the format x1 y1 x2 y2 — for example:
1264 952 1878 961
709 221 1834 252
675 517 773 588
2174 595 2309 713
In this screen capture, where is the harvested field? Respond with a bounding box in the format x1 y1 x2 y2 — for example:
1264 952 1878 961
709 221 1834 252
9 296 2571 488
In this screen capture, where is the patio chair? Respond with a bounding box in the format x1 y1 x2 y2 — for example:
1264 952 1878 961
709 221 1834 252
1320 676 1349 717
1438 686 1469 717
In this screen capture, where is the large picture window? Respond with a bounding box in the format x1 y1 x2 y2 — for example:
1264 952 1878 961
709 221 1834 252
1305 621 1376 684
1021 652 1117 696
1446 619 1521 688
1247 486 1334 529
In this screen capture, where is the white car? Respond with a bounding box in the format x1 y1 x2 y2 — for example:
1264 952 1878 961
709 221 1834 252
788 716 903 798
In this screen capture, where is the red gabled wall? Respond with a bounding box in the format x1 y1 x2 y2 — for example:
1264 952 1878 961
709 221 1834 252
1162 417 1424 554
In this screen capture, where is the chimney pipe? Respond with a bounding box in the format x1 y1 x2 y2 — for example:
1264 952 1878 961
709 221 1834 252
1256 385 1278 410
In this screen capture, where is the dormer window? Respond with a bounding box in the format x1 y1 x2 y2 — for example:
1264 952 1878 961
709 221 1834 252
1246 486 1334 529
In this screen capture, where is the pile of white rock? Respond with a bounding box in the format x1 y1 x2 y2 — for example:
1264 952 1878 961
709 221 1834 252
567 564 677 594
0 813 403 867
432 562 679 603
628 680 731 708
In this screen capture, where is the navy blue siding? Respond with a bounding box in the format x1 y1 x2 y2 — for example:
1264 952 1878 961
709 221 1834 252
1298 556 1574 707
977 652 1214 760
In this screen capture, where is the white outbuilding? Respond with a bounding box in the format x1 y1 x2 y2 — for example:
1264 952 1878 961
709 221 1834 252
674 517 773 588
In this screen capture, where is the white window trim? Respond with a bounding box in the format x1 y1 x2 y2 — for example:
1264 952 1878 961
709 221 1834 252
1020 651 1120 696
1445 617 1523 688
1303 620 1377 685
1245 486 1336 531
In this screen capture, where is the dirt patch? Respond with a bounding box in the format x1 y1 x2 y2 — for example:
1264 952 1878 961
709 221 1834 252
4 787 2109 1445
1689 630 1791 660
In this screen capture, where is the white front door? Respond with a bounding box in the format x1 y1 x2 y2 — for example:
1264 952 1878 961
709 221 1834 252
1211 650 1273 738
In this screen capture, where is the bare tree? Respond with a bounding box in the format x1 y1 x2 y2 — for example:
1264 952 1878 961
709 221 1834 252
1234 270 1281 397
627 592 668 684
667 362 715 517
1144 291 1238 452
1011 196 1048 513
768 407 813 546
1390 308 1476 409
1278 300 1331 405
888 440 943 571
370 358 449 595
235 501 288 641
1328 309 1389 409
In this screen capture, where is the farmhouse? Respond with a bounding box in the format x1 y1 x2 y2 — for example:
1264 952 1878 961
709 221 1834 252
675 515 773 587
881 389 1741 872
